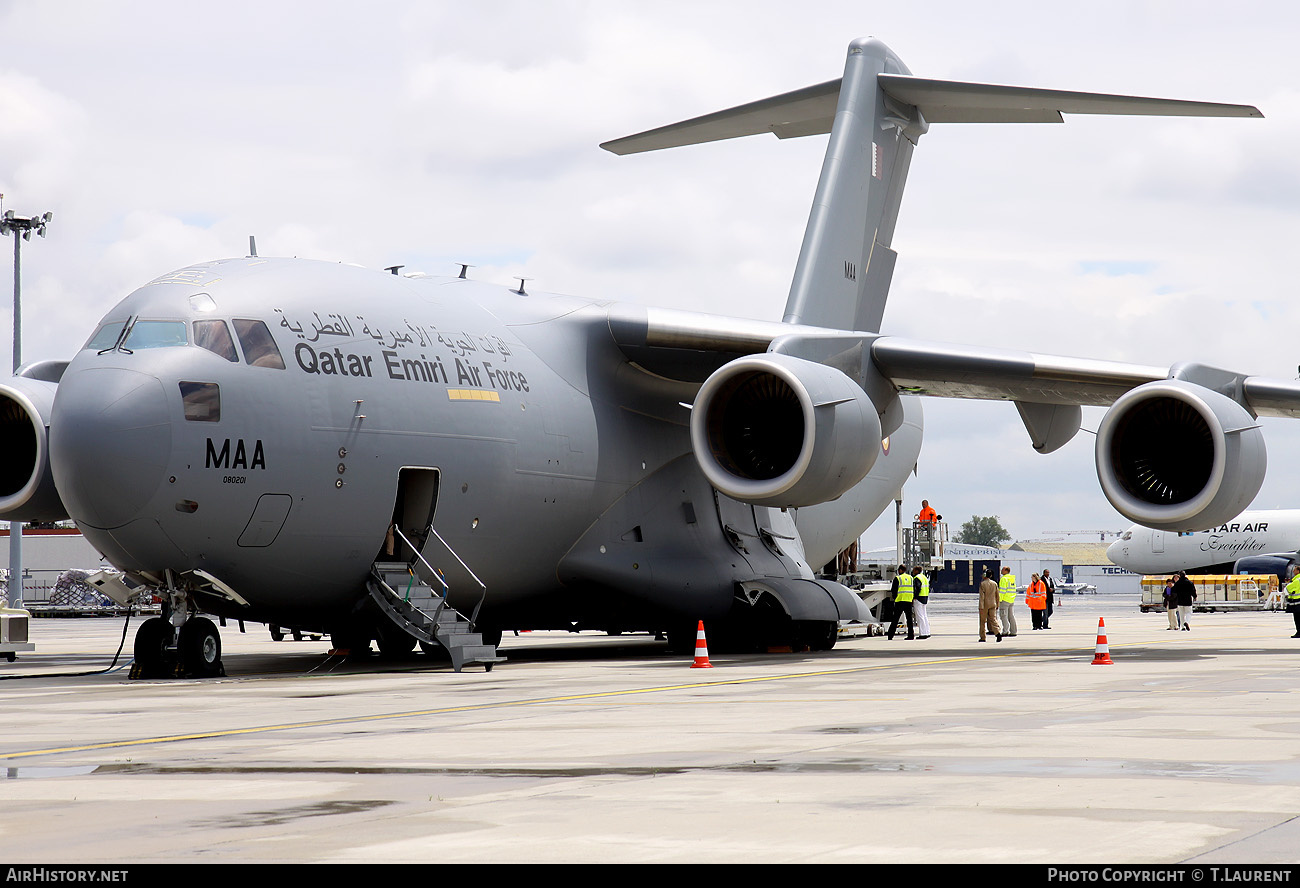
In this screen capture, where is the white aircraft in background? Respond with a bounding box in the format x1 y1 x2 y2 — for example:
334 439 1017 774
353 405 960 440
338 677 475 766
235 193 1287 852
1107 511 1300 577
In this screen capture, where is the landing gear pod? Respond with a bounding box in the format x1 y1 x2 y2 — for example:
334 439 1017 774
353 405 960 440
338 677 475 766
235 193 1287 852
690 354 881 508
1096 379 1266 531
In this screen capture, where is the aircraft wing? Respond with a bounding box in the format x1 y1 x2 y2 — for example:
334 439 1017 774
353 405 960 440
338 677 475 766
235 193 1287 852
608 303 1300 419
868 337 1300 419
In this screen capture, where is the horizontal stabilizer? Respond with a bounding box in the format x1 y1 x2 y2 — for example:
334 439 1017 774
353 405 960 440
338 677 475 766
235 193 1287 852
601 74 1261 155
878 74 1263 123
601 80 841 155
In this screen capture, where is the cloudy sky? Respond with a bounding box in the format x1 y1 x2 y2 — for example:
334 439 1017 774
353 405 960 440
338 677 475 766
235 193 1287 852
4 0 1300 550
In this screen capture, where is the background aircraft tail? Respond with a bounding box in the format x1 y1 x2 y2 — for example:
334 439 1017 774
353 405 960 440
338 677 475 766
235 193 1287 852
602 38 1260 333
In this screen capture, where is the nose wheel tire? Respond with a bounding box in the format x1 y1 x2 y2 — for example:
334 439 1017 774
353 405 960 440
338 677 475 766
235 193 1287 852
130 617 173 679
179 617 225 678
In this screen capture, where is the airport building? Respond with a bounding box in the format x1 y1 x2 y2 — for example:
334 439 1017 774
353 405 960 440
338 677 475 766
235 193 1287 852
2 524 109 603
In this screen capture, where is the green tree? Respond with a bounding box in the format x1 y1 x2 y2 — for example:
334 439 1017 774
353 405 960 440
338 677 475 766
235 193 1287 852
954 515 1011 548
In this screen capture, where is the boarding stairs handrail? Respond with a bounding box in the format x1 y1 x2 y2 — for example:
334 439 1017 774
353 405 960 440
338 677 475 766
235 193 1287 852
424 524 488 626
392 525 452 626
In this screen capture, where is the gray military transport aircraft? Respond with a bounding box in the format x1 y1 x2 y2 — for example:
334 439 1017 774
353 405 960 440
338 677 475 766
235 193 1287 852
3 37 1298 678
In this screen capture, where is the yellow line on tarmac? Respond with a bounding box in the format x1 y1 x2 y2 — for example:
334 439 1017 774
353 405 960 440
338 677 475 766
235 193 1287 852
1 650 1032 761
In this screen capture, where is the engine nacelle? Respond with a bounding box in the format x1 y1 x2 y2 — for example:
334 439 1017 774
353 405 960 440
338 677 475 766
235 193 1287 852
0 376 68 522
690 353 881 508
1096 380 1265 532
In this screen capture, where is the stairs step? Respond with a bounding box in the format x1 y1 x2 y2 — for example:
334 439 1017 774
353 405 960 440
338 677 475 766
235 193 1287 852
367 564 500 672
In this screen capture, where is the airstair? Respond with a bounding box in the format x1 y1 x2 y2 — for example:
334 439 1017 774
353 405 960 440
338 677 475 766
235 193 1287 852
365 526 502 672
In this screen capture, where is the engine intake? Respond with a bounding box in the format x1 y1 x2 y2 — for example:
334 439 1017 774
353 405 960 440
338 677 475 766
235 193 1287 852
690 354 881 507
0 376 67 522
1096 380 1265 531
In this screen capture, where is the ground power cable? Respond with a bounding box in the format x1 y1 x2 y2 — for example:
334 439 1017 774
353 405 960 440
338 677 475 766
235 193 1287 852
0 609 135 681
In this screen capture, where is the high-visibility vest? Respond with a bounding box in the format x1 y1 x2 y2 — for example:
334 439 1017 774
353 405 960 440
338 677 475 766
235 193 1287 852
998 574 1017 603
1286 575 1300 604
918 507 937 525
1026 580 1046 609
895 573 915 604
915 573 929 599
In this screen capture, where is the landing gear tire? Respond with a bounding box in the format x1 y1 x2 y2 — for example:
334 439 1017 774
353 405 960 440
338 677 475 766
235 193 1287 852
374 621 416 658
330 628 372 658
179 617 225 678
131 617 173 679
796 620 838 652
665 622 698 654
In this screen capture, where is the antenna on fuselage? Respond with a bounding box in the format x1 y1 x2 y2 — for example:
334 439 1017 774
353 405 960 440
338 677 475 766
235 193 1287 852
248 236 258 258
386 265 404 275
458 263 473 279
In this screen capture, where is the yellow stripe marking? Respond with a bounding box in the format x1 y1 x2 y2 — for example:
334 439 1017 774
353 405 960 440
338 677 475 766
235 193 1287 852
447 389 499 402
3 631 1262 762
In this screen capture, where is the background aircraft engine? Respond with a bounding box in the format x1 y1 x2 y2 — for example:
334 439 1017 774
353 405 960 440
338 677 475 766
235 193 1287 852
690 353 882 508
0 377 68 522
1095 380 1265 532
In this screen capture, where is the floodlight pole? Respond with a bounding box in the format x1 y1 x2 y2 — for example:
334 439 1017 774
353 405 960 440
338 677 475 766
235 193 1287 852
1 209 52 608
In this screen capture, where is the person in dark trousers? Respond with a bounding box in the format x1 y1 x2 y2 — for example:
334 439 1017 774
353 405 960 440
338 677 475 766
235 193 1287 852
1285 570 1300 638
1041 568 1056 629
887 564 916 640
1164 576 1180 629
1173 571 1197 631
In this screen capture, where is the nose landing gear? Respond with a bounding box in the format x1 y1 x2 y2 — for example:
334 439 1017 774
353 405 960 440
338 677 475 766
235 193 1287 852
130 614 226 679
129 582 227 679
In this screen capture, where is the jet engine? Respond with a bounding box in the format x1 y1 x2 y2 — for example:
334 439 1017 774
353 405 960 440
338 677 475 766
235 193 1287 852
690 353 881 508
0 375 68 522
1096 379 1265 532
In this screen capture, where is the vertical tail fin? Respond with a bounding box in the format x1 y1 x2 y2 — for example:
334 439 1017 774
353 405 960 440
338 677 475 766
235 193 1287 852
782 38 919 333
601 39 1261 333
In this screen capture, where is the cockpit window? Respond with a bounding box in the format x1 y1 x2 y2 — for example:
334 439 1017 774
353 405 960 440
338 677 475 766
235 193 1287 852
180 381 221 422
193 319 239 362
85 321 126 350
233 319 285 369
123 320 188 350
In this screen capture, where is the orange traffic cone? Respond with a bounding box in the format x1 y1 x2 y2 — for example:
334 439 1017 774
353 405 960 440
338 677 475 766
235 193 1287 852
690 620 713 668
1091 617 1113 665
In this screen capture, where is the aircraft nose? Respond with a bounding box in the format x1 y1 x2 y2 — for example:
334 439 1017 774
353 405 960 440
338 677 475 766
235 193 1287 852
50 367 173 529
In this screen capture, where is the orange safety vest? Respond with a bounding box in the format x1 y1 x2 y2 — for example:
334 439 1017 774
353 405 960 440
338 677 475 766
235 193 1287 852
1026 579 1047 610
918 506 937 525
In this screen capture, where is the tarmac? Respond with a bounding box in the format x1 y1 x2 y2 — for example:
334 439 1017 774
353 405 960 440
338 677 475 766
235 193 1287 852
2 601 1299 864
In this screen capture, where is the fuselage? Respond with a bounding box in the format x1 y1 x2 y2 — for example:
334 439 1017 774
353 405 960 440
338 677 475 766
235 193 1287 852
47 257 921 630
1106 510 1300 574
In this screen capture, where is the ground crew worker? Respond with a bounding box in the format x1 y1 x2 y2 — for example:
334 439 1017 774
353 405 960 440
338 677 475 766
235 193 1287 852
1026 572 1047 630
916 500 941 558
912 565 931 639
917 500 939 525
888 567 916 640
998 567 1018 637
1286 570 1300 638
979 570 1002 642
